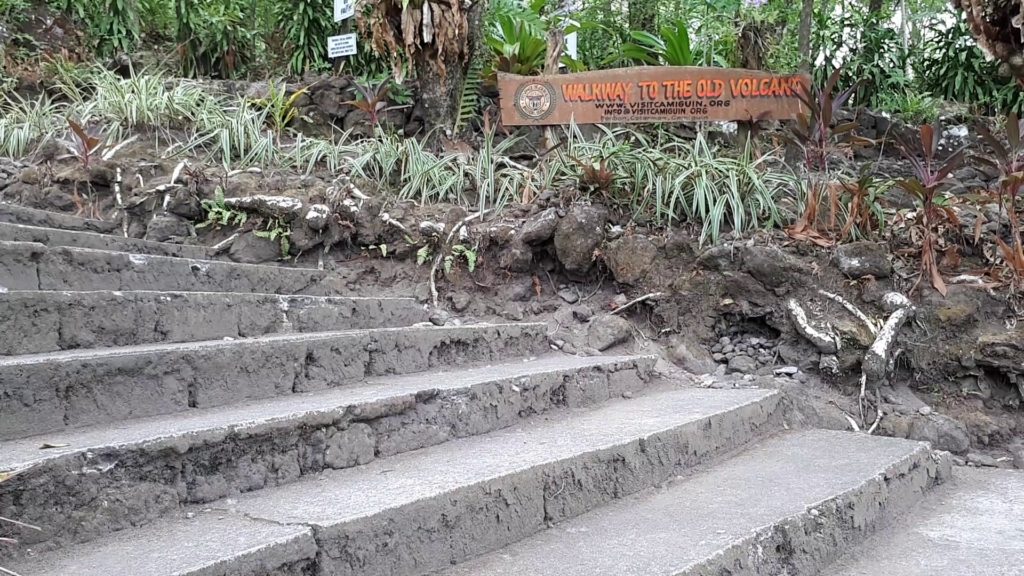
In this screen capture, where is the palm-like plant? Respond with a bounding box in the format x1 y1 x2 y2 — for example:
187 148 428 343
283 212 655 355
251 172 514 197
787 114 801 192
618 20 694 66
974 113 1024 276
604 20 725 67
782 68 872 246
896 122 966 295
785 68 868 172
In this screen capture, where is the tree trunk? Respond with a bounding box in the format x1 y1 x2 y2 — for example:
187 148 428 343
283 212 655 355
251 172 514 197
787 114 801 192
541 0 570 151
415 0 487 142
797 0 814 74
739 25 764 70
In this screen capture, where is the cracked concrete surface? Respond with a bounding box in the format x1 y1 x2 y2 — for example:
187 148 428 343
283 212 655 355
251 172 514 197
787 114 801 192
0 222 214 259
437 430 950 576
0 290 426 355
0 241 336 294
0 356 655 556
0 323 550 439
6 387 783 574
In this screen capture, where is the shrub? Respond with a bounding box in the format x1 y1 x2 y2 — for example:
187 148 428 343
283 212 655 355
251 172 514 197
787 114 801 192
914 9 1024 116
50 0 140 57
272 0 334 75
176 0 257 78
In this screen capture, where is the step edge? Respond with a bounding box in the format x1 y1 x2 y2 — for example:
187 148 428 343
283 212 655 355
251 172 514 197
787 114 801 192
0 221 214 255
679 441 951 575
0 239 318 273
0 322 549 366
0 355 658 472
0 289 419 302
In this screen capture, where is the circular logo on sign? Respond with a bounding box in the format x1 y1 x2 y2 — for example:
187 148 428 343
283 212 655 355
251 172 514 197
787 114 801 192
514 81 556 121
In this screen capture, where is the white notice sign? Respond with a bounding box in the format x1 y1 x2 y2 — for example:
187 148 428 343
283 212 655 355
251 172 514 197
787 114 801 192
327 34 357 58
334 0 354 21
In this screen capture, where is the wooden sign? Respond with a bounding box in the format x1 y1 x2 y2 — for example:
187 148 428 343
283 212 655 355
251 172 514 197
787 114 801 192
499 67 810 126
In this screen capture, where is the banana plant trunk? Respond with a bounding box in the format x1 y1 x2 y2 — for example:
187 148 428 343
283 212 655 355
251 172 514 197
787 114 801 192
415 0 487 142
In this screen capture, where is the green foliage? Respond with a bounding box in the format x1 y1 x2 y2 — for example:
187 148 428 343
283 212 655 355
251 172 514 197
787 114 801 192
669 134 794 245
455 58 484 133
416 245 432 265
94 0 140 56
878 89 940 126
914 10 1024 116
273 0 334 75
252 80 309 134
445 245 477 274
814 9 909 109
196 186 248 228
609 20 694 66
554 121 794 246
485 14 548 77
49 0 140 57
483 0 589 80
606 18 729 67
347 125 529 212
176 0 256 78
575 0 629 70
0 93 64 159
255 217 292 257
0 0 33 27
137 0 173 40
837 168 891 242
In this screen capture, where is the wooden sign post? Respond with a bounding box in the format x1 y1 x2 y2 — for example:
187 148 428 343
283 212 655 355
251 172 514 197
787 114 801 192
499 67 810 126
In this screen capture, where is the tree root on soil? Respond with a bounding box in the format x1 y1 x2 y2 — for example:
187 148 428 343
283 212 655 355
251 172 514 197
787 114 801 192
791 290 914 433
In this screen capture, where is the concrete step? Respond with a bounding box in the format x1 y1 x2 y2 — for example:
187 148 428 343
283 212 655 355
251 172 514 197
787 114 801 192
0 322 549 440
0 290 427 355
5 387 784 575
0 202 118 234
0 221 214 259
0 355 656 558
0 241 331 294
826 467 1024 576
438 430 952 576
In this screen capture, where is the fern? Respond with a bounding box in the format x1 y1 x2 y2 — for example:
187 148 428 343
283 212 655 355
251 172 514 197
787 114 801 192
451 245 477 273
454 58 484 134
416 245 432 265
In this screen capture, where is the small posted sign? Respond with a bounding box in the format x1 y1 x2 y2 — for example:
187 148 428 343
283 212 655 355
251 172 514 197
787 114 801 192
334 0 354 21
327 33 357 58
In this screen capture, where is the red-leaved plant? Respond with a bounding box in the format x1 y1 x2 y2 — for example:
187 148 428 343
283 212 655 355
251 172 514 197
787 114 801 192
974 113 1024 277
781 68 872 246
345 75 404 125
784 68 868 172
896 122 966 295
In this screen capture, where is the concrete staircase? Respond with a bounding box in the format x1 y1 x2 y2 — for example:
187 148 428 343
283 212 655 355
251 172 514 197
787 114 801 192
0 203 953 576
